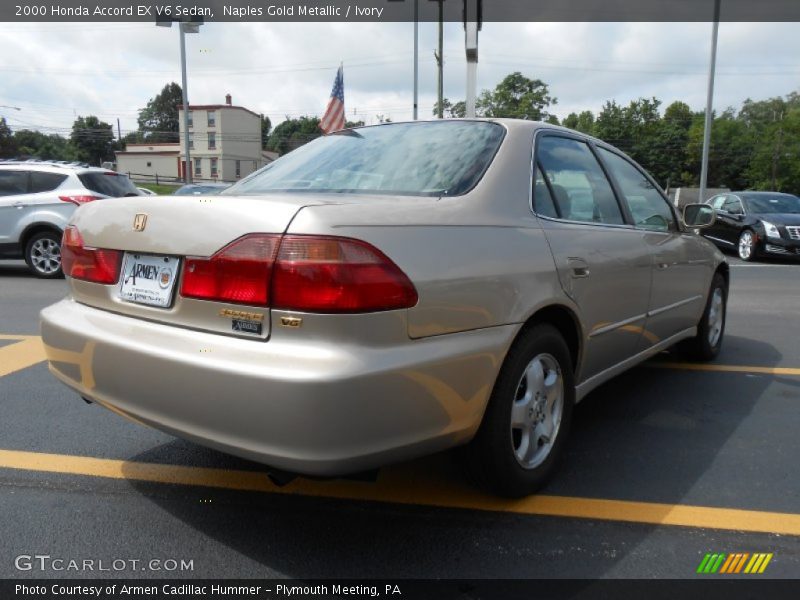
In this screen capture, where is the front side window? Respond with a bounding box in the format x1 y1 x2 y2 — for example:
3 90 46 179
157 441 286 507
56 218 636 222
0 170 29 196
225 121 505 197
210 158 218 178
194 158 201 176
535 136 624 225
207 111 216 127
597 147 675 232
208 132 216 149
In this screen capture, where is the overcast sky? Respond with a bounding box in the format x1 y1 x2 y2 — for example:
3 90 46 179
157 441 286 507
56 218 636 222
1 21 800 137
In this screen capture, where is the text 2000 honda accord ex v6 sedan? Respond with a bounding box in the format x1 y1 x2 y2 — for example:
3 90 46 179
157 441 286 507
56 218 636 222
41 120 727 497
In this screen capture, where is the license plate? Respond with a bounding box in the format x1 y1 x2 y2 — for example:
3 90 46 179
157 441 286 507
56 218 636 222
119 253 180 308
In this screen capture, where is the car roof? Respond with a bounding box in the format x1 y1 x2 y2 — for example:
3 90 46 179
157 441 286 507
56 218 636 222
0 160 112 174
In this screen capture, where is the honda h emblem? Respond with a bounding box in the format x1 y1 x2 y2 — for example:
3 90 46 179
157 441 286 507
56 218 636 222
133 213 148 232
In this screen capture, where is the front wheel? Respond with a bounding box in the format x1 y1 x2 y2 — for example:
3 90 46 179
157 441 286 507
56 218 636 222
679 272 727 361
25 231 64 279
463 324 575 497
737 229 757 262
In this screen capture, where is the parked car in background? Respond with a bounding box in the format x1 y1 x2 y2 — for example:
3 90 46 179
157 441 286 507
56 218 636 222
0 161 141 278
173 183 230 196
41 120 726 497
703 191 800 261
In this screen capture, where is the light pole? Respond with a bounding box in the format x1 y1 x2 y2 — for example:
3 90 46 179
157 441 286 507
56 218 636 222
157 17 201 184
699 0 721 204
463 0 481 118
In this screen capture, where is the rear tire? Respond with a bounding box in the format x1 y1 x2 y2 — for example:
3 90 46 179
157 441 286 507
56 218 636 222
464 324 575 498
679 272 727 361
25 231 64 279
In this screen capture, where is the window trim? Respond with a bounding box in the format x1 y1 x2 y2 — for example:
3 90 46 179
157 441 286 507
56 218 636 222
593 144 680 233
528 128 634 230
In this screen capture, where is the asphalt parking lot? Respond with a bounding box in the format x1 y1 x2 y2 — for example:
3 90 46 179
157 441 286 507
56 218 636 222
0 255 798 580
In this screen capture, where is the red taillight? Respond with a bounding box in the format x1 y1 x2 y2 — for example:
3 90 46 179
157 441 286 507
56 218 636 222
61 226 122 284
59 195 100 205
272 236 418 313
179 234 417 312
181 234 281 306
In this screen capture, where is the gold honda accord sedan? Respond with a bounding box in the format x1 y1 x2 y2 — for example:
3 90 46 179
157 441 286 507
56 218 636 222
40 120 727 497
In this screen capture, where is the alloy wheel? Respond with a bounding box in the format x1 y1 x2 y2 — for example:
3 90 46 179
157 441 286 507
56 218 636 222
30 238 62 275
510 353 564 470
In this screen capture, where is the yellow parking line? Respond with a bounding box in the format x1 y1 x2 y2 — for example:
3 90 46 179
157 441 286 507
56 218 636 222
647 362 800 376
0 336 47 378
1 448 799 536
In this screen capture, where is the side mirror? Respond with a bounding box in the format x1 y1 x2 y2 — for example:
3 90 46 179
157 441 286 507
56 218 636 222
683 204 715 229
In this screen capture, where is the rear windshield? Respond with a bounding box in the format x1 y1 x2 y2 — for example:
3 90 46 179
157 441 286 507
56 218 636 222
78 172 140 197
224 121 505 197
743 194 800 214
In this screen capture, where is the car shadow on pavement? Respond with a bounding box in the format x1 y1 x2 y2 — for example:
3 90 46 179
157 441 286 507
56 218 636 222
122 334 786 578
0 263 35 278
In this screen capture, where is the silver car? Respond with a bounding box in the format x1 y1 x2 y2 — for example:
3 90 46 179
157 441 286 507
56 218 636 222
40 120 726 497
0 161 142 277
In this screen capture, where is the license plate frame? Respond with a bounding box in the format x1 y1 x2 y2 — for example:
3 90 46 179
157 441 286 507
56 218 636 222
118 252 181 308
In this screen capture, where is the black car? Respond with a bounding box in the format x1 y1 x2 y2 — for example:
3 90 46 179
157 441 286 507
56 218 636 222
703 191 800 261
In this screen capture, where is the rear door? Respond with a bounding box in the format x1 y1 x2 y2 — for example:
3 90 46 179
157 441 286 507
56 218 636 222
595 146 711 349
0 169 31 247
533 133 653 381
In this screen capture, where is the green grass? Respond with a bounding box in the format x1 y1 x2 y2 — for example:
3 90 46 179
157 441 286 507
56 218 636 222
137 183 181 196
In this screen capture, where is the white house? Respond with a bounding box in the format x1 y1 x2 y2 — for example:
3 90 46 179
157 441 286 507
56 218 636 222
116 94 271 183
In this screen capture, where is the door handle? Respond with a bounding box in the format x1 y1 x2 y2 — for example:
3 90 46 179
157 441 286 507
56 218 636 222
567 257 590 278
12 201 25 209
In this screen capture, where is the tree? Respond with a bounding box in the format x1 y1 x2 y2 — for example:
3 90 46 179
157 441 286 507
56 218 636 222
562 111 595 135
260 114 272 149
476 72 556 120
137 82 183 142
70 116 115 165
0 117 16 158
432 98 466 119
13 129 76 161
266 116 322 155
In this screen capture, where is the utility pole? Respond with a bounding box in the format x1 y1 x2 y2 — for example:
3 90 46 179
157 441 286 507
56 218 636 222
699 0 721 204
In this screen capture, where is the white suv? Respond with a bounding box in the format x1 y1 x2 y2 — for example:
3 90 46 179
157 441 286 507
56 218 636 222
0 161 141 278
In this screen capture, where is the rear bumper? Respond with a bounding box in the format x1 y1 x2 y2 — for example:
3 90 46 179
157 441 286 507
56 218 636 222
40 298 516 476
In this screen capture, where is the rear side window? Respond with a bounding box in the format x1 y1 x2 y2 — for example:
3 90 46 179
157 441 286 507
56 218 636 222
29 172 68 193
78 172 139 197
597 147 675 232
0 170 28 196
532 165 558 218
536 136 624 225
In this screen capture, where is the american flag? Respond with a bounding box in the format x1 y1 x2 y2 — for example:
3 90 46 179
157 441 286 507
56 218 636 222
319 65 345 133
